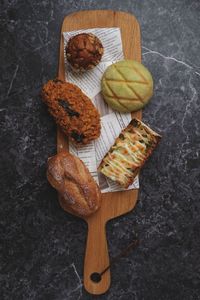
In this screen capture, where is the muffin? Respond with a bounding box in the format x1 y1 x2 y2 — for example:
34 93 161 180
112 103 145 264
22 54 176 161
65 33 104 72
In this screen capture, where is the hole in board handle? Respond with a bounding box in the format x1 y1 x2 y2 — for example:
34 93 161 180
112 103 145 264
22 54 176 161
90 272 102 283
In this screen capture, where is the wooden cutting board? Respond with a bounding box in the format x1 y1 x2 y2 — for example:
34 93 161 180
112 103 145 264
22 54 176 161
57 10 141 295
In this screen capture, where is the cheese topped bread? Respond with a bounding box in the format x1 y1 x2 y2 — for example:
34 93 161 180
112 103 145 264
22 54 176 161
98 118 161 188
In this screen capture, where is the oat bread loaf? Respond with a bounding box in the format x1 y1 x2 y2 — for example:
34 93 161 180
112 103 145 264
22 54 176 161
101 60 153 112
41 79 101 145
47 151 102 217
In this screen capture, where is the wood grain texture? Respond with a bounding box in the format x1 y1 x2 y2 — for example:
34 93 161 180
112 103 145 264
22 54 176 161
57 10 141 295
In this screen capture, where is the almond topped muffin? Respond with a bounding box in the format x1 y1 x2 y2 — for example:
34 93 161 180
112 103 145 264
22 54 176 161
65 33 104 72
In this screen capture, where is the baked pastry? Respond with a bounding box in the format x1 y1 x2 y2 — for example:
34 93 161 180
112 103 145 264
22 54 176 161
41 79 101 145
65 33 104 72
98 118 161 188
47 151 102 217
101 60 153 112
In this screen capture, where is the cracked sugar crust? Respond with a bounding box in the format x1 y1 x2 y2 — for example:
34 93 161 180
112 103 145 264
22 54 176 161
41 79 101 145
101 60 153 113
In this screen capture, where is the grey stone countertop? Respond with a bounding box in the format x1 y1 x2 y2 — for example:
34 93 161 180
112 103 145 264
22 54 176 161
0 1 200 299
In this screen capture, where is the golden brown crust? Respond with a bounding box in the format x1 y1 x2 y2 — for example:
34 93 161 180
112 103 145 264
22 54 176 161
98 118 161 188
47 151 102 217
41 79 101 145
66 33 104 72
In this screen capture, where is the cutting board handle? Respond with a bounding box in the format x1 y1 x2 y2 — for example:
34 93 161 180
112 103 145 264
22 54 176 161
84 217 110 295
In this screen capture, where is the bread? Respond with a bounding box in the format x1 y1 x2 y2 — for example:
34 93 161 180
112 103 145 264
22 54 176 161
101 60 153 112
47 151 102 217
98 118 161 188
66 33 104 72
41 79 101 145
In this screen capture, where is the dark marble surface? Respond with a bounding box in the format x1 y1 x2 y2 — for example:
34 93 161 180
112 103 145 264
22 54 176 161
1 0 200 299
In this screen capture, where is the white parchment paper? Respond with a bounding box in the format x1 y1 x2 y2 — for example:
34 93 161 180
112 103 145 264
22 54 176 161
63 28 139 192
